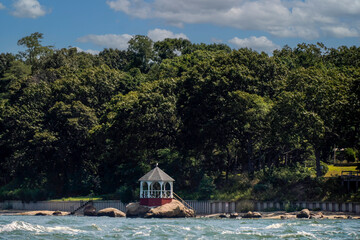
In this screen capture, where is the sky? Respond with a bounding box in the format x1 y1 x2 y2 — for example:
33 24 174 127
0 0 360 55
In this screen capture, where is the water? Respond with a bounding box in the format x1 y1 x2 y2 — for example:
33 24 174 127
0 215 359 239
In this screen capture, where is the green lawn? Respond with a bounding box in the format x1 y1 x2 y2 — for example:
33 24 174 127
50 196 103 202
324 165 358 178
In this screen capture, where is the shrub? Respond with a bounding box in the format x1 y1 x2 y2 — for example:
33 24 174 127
236 200 255 212
344 148 357 163
114 185 134 203
198 174 216 200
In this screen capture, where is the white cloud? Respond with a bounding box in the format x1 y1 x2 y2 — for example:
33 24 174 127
0 3 5 10
321 26 359 38
77 34 133 50
77 29 187 49
11 0 47 18
147 28 188 42
75 47 100 55
107 0 360 39
229 36 280 54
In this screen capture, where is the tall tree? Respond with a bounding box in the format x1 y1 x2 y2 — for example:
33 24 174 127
17 32 53 72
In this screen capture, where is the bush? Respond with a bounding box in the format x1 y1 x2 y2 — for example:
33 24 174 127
198 174 216 200
320 161 329 176
344 148 357 163
236 200 255 212
114 185 135 203
0 188 47 202
284 201 302 212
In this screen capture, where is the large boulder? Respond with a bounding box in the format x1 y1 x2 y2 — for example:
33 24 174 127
35 211 51 216
97 208 126 217
242 211 262 218
296 209 310 218
310 212 323 219
126 200 195 218
144 200 195 218
84 205 97 216
126 202 151 218
52 211 62 216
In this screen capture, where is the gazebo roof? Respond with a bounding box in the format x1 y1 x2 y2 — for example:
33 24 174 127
139 166 175 182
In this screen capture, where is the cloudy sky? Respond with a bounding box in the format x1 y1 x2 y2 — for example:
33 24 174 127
0 0 359 54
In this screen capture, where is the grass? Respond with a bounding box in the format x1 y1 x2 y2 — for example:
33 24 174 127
50 196 103 202
324 165 358 178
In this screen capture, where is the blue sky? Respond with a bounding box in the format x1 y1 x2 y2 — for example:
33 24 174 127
0 0 359 55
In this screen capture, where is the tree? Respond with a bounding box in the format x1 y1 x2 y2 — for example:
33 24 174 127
154 38 193 62
127 35 154 73
99 48 130 71
17 32 53 72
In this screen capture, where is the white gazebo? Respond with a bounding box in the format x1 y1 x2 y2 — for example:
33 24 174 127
139 164 175 206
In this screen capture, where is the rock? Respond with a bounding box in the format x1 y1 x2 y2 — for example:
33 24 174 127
310 212 323 219
84 205 97 216
52 211 62 216
35 211 50 216
296 209 310 219
242 211 262 218
347 216 353 219
126 200 195 218
126 202 151 218
230 213 239 219
97 208 125 217
281 214 296 219
334 216 345 219
144 200 195 218
219 213 228 218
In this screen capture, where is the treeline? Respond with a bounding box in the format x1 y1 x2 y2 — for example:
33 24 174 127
0 33 359 201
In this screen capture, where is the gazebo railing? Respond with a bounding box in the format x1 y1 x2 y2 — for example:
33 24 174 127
141 190 172 198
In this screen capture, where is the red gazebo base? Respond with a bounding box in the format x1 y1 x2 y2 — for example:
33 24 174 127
140 198 172 206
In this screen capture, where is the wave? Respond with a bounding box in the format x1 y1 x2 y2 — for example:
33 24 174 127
280 231 319 239
265 223 285 229
0 221 85 234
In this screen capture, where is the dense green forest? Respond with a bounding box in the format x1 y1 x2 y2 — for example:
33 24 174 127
0 33 359 202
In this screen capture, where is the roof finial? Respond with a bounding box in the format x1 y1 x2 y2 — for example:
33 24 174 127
156 162 158 167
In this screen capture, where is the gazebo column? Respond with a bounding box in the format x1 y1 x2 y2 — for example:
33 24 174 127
170 182 173 198
147 181 151 198
163 182 167 197
140 181 143 198
160 181 164 198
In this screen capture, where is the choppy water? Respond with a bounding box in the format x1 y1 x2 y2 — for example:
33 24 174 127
0 215 359 239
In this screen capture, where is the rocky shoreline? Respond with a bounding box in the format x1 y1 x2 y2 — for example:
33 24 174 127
1 208 359 220
197 210 360 220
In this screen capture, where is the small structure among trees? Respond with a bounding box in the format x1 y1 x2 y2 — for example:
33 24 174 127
139 164 174 206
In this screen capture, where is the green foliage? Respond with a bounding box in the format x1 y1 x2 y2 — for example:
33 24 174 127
0 34 359 202
344 148 358 162
17 32 53 72
198 174 216 200
284 201 303 212
0 187 47 202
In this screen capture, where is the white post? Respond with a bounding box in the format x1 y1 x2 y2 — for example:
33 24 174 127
140 181 143 198
160 181 164 198
147 181 151 198
170 182 173 198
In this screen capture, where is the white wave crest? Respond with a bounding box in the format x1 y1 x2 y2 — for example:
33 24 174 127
0 221 84 234
265 223 285 229
281 231 319 239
